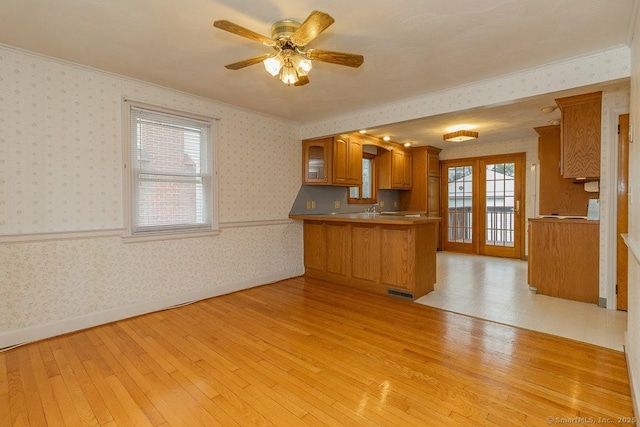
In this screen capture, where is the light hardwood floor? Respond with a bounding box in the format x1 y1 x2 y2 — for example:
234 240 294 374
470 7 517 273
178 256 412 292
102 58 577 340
1 276 635 426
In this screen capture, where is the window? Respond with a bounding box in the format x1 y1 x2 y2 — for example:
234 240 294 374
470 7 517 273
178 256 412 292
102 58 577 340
348 152 377 204
124 101 217 237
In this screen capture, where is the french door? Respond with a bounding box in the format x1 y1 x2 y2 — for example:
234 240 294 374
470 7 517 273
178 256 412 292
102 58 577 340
442 153 525 259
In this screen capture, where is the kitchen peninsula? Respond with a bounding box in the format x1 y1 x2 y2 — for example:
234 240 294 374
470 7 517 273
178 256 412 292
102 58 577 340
289 213 440 300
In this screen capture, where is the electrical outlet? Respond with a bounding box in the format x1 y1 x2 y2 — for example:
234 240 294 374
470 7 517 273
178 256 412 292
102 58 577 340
394 201 398 208
334 201 340 209
380 201 385 208
311 201 316 209
306 201 312 209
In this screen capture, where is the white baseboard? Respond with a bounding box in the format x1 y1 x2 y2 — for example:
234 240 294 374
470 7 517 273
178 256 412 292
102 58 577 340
0 268 303 350
625 333 640 419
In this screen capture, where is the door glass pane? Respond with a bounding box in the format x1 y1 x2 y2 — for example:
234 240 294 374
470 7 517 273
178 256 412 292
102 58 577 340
447 166 473 243
307 145 324 180
485 163 515 247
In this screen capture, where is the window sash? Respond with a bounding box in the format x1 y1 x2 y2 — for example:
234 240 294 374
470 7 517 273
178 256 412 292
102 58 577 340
127 103 214 235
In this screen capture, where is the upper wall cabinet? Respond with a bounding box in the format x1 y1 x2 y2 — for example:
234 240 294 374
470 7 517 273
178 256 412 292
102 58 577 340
333 135 363 186
303 138 332 184
378 148 412 190
302 135 362 186
555 91 602 180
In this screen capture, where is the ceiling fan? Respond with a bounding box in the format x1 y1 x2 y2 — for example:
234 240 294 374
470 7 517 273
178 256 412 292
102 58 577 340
213 10 364 86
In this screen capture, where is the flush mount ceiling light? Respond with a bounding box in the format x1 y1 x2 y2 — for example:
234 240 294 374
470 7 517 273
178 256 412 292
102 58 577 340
443 129 479 142
213 11 364 86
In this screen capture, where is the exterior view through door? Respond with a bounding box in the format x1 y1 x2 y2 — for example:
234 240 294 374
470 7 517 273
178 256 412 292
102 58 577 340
442 154 525 259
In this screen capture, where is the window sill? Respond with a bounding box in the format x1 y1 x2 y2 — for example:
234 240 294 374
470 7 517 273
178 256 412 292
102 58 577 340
122 229 220 243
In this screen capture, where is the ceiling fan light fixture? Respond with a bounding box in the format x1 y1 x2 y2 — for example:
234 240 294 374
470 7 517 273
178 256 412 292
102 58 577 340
280 63 299 85
443 130 479 142
294 56 312 76
263 55 284 76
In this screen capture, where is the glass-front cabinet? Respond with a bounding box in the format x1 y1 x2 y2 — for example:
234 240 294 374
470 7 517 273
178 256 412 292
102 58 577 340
303 138 332 184
302 136 363 186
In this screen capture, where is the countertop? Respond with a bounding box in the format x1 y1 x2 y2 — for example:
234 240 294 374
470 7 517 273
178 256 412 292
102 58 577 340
528 216 599 224
289 212 441 225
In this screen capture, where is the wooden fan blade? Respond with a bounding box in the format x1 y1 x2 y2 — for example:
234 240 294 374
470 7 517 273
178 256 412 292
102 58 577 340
213 20 275 46
224 54 272 70
290 11 335 46
305 49 364 68
294 75 310 86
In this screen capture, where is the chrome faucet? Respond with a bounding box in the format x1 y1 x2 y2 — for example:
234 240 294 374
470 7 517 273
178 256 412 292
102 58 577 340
370 203 380 214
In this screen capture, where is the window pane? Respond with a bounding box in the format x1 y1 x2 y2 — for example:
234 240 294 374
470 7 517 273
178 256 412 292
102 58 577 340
362 158 373 199
136 174 208 228
129 105 213 234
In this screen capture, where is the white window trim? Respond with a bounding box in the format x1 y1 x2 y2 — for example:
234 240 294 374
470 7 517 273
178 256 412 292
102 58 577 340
122 99 219 242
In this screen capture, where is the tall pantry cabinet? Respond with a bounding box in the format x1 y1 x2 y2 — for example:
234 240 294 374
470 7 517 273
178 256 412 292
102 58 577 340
399 146 442 247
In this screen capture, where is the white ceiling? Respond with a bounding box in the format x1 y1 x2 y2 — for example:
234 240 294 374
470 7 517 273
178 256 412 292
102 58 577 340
0 0 635 147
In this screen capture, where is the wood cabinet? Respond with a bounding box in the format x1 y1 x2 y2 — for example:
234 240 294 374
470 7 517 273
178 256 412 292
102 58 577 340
528 218 599 304
333 135 363 186
294 215 439 299
378 148 412 190
399 146 441 215
302 138 332 184
555 91 602 180
399 146 441 247
302 136 362 186
535 125 597 216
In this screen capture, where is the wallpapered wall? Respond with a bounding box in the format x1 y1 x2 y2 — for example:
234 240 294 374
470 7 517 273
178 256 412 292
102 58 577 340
0 46 303 345
627 8 640 414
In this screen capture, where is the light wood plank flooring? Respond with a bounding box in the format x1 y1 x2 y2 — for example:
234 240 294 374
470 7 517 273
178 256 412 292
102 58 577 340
1 276 634 426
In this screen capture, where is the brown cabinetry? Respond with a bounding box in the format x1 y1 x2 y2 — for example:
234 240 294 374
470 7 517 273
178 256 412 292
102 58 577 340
302 136 362 186
399 146 441 214
555 91 602 180
528 218 599 304
293 215 438 299
378 148 412 190
302 138 332 184
333 135 363 185
535 125 597 216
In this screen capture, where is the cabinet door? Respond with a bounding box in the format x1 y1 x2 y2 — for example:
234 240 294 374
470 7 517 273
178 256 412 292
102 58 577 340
347 137 363 184
427 176 440 216
391 150 411 188
351 224 380 284
427 152 440 177
333 137 349 184
402 152 412 189
556 92 601 179
302 139 331 184
303 222 326 270
391 151 405 187
325 223 350 278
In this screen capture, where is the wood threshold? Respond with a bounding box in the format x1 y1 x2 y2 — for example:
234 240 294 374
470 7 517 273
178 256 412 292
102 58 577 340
1 276 634 426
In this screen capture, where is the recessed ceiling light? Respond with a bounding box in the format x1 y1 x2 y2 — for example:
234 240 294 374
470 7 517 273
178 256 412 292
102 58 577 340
404 142 412 147
359 129 367 134
541 106 557 114
383 136 391 141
